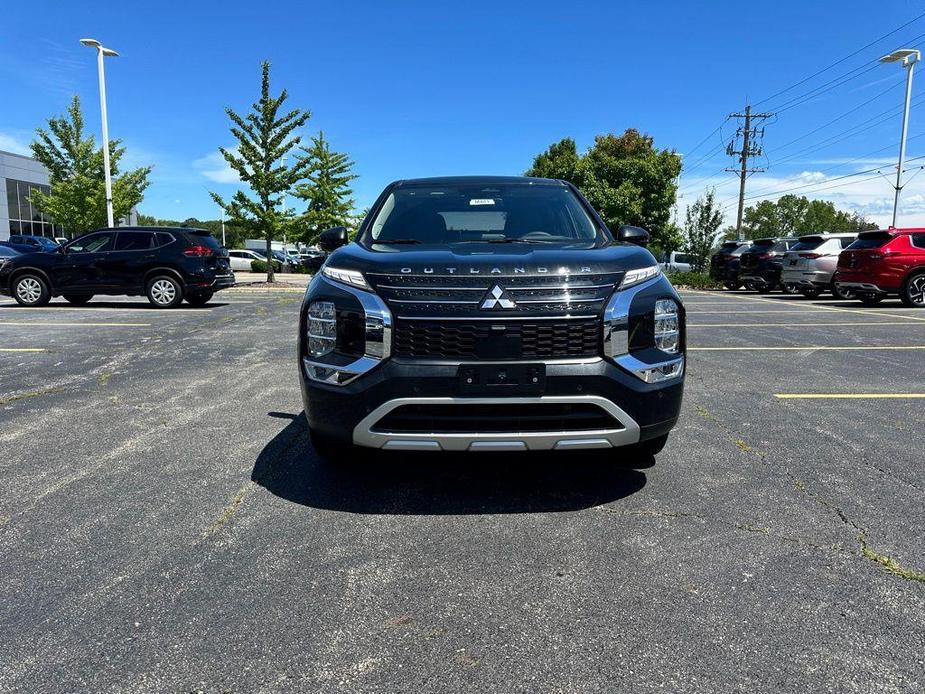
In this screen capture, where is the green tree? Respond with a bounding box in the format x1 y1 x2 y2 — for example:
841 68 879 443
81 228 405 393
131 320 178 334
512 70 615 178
738 194 878 239
683 189 723 272
526 129 682 251
293 130 358 242
30 95 151 234
210 61 311 281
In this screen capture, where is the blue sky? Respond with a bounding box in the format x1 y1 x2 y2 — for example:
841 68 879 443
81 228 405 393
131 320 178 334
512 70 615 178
3 0 925 227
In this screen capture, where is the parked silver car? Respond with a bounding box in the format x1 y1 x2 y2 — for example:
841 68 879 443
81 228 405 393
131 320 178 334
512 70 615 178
781 233 858 298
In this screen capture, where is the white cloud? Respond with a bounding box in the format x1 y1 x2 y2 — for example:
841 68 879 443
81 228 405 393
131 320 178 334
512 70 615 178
679 163 925 229
194 150 239 184
0 132 31 156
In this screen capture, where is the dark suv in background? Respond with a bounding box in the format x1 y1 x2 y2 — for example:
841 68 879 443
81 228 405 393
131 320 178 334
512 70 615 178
710 240 750 290
738 237 800 293
0 226 234 308
0 234 60 254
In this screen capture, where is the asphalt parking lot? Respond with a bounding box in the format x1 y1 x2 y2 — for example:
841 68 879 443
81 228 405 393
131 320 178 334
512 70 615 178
1 287 923 693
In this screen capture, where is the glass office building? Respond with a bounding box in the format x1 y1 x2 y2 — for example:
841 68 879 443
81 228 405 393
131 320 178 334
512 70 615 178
0 149 63 241
5 177 65 238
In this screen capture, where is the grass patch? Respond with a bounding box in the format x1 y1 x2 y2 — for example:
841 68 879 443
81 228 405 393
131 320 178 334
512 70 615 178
861 541 925 584
665 271 723 290
0 386 62 407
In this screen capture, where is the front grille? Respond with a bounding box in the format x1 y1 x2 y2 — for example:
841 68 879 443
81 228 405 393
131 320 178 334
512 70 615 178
372 403 622 433
393 318 602 360
366 272 622 317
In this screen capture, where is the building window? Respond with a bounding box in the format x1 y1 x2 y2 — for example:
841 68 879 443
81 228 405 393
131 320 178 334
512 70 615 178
5 178 60 238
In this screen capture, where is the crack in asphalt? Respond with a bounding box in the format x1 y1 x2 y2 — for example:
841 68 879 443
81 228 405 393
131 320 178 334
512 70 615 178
692 401 925 587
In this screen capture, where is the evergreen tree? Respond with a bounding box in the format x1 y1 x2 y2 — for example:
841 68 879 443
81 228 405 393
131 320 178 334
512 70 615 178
683 189 723 272
30 95 151 234
210 61 311 281
293 131 358 242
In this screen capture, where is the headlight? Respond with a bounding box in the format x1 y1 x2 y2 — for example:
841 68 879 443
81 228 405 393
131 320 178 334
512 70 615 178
654 299 680 354
307 301 336 357
619 265 660 289
322 266 370 290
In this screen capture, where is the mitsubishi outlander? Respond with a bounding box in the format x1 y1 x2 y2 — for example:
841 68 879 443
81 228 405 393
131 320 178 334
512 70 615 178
298 176 686 459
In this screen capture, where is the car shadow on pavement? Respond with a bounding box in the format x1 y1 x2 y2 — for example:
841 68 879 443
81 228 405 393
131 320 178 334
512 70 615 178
251 412 648 515
0 301 224 310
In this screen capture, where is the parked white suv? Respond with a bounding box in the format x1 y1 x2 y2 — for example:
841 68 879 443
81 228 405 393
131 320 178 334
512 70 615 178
227 249 268 271
660 251 693 273
781 233 858 298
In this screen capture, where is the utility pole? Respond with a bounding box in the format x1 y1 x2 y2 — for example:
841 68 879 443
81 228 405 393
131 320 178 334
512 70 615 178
726 104 773 240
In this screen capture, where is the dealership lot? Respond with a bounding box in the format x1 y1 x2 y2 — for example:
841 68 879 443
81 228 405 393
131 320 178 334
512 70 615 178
1 289 923 694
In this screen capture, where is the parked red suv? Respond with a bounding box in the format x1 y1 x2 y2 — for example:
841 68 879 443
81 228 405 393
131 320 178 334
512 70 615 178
834 228 925 307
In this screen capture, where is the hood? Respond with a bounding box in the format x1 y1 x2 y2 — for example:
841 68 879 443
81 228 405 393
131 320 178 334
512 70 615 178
323 241 658 319
325 240 656 277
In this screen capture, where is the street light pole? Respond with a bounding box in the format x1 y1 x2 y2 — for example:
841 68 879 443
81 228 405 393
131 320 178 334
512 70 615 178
80 38 119 228
881 48 920 228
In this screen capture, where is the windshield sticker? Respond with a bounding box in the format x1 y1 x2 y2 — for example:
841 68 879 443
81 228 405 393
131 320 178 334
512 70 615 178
469 198 496 206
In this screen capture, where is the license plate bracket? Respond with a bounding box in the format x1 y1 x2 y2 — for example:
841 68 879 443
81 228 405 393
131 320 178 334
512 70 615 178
458 363 546 396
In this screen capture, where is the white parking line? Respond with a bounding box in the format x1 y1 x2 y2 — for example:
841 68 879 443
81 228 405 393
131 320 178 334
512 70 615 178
0 321 150 327
0 348 47 352
775 393 925 399
682 290 925 323
689 321 920 327
690 346 925 351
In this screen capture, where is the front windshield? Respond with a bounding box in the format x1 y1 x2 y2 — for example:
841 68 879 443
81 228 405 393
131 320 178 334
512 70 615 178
366 183 601 246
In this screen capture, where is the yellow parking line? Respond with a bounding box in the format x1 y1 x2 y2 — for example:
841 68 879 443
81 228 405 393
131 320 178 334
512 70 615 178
689 322 917 327
0 321 150 327
0 348 47 352
690 346 925 351
775 393 925 399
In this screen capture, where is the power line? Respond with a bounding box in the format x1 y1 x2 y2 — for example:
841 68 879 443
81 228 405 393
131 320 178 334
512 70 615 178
769 76 906 153
718 155 925 212
753 11 925 108
683 117 730 158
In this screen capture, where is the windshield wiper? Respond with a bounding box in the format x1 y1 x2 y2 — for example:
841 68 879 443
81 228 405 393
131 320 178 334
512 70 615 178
375 238 422 244
487 238 561 244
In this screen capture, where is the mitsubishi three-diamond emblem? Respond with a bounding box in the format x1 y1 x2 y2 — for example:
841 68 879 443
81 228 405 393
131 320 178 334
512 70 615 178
481 284 516 310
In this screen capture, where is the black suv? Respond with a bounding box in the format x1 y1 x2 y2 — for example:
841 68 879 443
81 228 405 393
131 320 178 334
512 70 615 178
0 226 234 308
709 240 750 290
298 176 685 460
738 237 800 293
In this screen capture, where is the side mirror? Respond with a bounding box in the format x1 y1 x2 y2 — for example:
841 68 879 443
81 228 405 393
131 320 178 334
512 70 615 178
317 226 349 252
617 225 650 247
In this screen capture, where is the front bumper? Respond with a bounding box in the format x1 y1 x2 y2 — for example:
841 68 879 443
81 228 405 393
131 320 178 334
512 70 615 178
298 274 685 451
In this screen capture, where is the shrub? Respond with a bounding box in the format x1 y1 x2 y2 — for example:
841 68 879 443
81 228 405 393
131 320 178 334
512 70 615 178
250 259 269 273
664 271 722 290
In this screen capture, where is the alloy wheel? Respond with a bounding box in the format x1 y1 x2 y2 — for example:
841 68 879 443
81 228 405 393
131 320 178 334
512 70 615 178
910 275 925 305
150 279 177 305
16 277 42 304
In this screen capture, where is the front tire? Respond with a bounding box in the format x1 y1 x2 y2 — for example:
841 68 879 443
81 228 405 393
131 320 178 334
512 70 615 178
185 290 214 307
900 272 925 308
724 281 742 291
13 273 51 307
64 294 93 305
780 283 800 295
801 287 822 299
146 275 183 309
